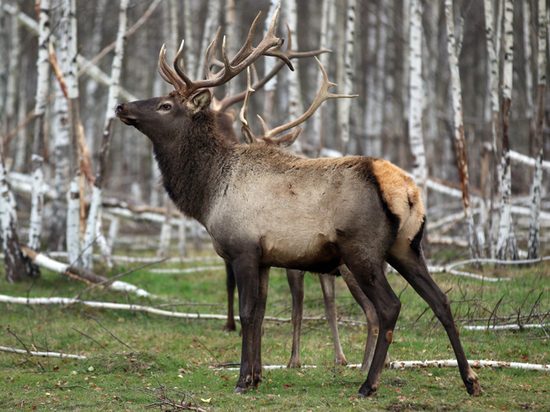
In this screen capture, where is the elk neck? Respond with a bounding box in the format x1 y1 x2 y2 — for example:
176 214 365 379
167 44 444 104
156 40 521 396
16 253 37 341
152 109 234 223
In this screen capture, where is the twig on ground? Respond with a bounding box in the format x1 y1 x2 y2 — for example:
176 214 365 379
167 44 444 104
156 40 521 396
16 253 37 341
0 345 86 359
86 314 134 351
146 385 207 411
71 326 107 349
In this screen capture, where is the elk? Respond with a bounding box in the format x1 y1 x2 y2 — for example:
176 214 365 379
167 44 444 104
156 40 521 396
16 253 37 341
115 9 481 397
209 38 379 371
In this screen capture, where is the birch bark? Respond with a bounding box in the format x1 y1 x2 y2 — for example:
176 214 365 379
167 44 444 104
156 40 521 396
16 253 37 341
196 0 221 80
444 0 480 259
496 0 518 260
263 0 281 124
286 0 304 153
311 0 336 153
408 0 427 197
338 0 356 154
527 0 547 259
83 0 129 269
5 3 19 136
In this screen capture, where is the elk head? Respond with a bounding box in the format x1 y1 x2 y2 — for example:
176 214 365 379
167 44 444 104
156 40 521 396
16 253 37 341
115 4 292 146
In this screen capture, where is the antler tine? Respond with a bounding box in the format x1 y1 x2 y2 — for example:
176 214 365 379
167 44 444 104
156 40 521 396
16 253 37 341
172 39 194 90
239 67 257 144
158 43 186 91
263 57 358 140
231 11 263 66
202 27 222 80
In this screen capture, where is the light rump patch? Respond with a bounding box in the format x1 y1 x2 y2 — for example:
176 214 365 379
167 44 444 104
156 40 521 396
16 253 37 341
371 159 425 243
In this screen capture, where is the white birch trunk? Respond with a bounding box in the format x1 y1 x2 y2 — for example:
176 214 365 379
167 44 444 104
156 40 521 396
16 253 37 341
311 0 336 152
0 1 6 119
29 0 51 253
50 2 71 250
484 0 502 257
34 0 50 118
182 0 196 74
224 0 238 97
196 0 221 80
286 0 304 153
157 197 172 258
66 178 80 265
372 5 388 157
338 0 356 154
263 0 280 121
444 0 480 259
408 0 427 196
523 1 534 121
82 185 101 268
83 0 129 268
496 0 518 260
178 218 187 257
5 3 19 132
13 64 27 171
364 5 378 155
527 0 547 259
27 155 45 250
402 0 411 123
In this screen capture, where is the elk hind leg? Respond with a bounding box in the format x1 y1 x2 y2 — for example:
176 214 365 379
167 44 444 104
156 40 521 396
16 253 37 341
343 255 401 397
387 243 481 396
340 265 380 373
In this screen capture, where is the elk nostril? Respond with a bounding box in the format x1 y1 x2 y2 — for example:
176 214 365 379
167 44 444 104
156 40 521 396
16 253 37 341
115 104 124 115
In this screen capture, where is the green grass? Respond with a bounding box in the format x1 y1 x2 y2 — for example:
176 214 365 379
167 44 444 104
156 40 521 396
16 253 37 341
0 256 549 411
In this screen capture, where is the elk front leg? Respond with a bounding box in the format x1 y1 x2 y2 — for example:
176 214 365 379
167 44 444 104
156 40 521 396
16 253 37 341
286 269 305 368
319 273 347 366
232 254 266 393
224 260 237 332
251 266 270 386
388 246 481 396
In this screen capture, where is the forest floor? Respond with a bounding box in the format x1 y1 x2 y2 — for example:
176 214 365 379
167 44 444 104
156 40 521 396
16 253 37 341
0 247 549 411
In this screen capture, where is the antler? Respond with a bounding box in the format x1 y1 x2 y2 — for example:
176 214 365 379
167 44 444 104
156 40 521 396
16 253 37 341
239 57 358 147
215 24 330 112
158 4 293 99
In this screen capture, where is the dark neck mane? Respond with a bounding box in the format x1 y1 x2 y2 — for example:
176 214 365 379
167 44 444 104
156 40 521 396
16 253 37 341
152 110 232 222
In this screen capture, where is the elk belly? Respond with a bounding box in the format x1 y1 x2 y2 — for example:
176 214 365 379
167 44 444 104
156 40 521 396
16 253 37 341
259 232 341 273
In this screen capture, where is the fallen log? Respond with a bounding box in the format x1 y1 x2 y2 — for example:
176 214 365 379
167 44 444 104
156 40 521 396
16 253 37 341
20 247 151 297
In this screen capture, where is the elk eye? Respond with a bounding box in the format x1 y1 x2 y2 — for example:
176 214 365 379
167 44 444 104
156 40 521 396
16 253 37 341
159 103 172 111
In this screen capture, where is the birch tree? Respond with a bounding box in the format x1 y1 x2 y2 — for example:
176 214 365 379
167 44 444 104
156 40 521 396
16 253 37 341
408 0 427 196
527 0 547 259
5 3 19 136
483 0 502 257
263 0 281 124
0 1 6 120
444 0 480 259
196 0 221 80
49 1 71 251
311 0 336 152
286 0 305 153
82 0 129 269
0 143 34 282
496 0 518 260
28 0 51 252
338 0 356 154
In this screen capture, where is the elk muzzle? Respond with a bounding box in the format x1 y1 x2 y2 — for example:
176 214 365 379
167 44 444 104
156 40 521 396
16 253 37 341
115 103 137 126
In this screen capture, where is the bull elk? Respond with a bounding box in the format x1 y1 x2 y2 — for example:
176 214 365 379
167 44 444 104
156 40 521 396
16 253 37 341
209 42 380 370
115 9 481 397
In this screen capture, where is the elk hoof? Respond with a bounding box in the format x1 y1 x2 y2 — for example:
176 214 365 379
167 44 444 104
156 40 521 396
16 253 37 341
287 358 301 368
358 383 377 398
223 323 236 332
466 377 482 396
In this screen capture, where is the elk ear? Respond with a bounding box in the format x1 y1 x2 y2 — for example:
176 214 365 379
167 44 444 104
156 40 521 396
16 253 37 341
187 90 212 113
